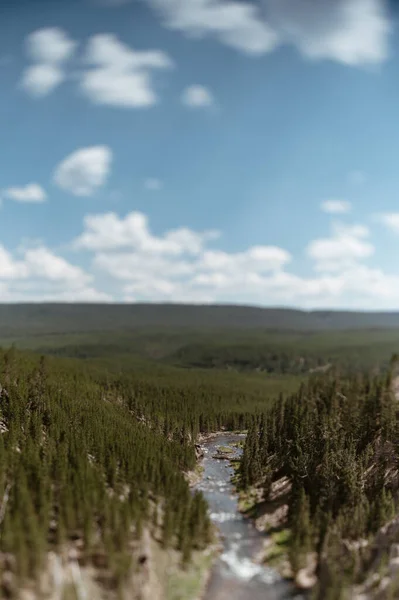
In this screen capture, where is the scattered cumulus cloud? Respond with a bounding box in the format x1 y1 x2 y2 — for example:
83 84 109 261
25 27 77 64
74 211 220 254
20 64 64 97
0 205 398 306
146 0 279 56
94 252 193 281
72 210 399 308
2 183 47 203
320 199 352 214
19 0 391 106
21 28 77 97
306 222 374 272
0 245 89 283
0 247 26 280
23 247 91 283
181 85 214 108
53 146 112 196
20 30 173 108
196 246 291 274
0 243 110 302
144 178 163 191
145 0 390 65
80 34 174 107
378 213 399 233
15 287 113 302
264 0 390 66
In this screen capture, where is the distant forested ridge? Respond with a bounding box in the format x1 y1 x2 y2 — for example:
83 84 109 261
1 303 399 336
2 303 399 379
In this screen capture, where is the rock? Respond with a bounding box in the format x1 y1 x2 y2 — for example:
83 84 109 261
48 519 57 532
194 444 204 460
295 552 318 590
256 503 288 532
379 575 393 593
1 571 15 598
0 553 16 571
389 557 399 576
390 543 399 559
68 547 79 561
295 569 317 590
280 560 294 580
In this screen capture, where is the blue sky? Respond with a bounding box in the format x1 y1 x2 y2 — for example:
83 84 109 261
1 0 399 308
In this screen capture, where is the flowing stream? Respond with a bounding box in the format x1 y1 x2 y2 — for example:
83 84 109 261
195 433 302 600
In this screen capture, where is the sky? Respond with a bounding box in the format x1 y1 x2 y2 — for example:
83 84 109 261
1 0 399 308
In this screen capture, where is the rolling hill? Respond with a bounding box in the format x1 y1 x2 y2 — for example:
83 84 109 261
0 303 399 336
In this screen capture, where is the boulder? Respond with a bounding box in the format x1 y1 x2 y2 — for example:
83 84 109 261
295 552 318 590
195 444 204 460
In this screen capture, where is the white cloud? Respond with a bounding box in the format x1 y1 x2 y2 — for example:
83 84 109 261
196 246 291 274
0 242 111 302
147 0 279 55
21 28 77 97
122 279 214 303
265 0 390 66
20 29 173 106
53 146 112 196
320 199 351 214
79 212 293 304
0 245 89 285
306 222 374 272
1 283 112 303
80 34 174 107
144 178 163 191
25 27 77 64
94 252 193 281
3 183 47 203
146 0 391 65
0 246 26 279
49 210 399 307
20 64 64 97
23 247 91 283
377 213 399 234
75 211 220 254
181 85 214 108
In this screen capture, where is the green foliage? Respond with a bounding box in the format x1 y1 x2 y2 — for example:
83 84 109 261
0 349 214 594
242 360 399 595
2 303 399 337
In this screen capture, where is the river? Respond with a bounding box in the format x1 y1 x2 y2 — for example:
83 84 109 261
195 433 302 600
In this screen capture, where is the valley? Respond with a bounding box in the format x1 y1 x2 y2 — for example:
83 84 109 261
1 304 399 598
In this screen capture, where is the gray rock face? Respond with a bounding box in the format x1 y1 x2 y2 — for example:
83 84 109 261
195 444 204 460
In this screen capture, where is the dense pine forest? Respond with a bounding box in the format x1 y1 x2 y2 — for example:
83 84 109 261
0 348 217 598
240 358 399 598
0 339 300 599
2 304 399 598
